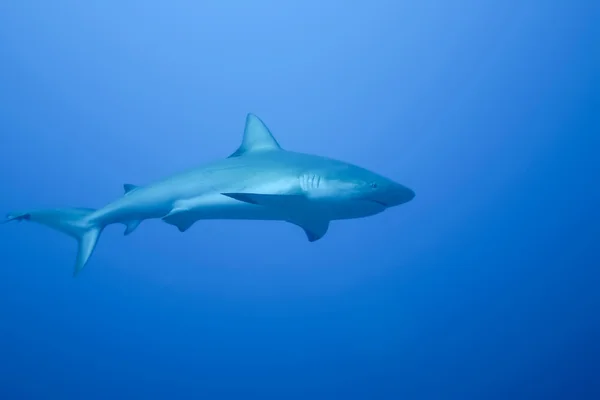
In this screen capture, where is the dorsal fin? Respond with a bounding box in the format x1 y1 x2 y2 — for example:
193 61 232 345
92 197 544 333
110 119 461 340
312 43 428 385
228 113 282 158
123 184 139 194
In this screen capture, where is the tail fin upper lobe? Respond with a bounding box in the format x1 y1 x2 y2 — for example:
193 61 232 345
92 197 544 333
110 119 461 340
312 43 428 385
4 208 103 276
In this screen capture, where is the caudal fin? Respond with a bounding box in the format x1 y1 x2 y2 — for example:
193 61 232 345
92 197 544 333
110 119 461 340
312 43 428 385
3 207 103 276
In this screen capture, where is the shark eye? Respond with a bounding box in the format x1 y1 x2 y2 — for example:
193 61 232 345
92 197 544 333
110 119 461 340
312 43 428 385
370 182 378 189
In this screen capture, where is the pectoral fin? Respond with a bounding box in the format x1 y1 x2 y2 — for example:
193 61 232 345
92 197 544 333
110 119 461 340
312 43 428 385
222 192 329 241
289 217 330 242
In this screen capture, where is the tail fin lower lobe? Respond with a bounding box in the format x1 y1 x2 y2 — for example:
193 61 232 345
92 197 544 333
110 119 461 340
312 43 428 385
4 207 103 276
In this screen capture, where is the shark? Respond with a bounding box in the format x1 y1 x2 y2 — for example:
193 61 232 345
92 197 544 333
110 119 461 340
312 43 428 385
3 113 415 276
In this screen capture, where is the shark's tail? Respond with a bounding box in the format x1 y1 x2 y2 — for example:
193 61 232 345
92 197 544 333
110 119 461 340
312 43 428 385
3 207 103 276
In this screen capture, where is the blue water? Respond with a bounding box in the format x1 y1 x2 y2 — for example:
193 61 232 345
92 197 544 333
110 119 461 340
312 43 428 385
1 1 598 399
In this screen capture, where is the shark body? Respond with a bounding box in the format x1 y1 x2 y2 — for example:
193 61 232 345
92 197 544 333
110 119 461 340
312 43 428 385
4 114 415 276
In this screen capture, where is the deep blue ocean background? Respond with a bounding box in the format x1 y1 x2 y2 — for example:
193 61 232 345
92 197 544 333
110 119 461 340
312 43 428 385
1 1 598 399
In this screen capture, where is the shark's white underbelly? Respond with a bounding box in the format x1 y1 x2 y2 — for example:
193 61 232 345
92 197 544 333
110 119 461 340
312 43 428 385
171 193 289 222
168 191 383 228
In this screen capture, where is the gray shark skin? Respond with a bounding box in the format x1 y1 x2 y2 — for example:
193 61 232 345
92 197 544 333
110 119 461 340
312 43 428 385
3 114 415 276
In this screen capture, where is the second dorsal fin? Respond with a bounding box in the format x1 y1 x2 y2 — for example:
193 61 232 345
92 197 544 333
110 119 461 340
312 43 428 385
228 113 282 158
123 184 139 194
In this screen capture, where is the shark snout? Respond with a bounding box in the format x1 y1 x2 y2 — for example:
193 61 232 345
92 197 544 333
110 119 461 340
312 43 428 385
384 183 415 207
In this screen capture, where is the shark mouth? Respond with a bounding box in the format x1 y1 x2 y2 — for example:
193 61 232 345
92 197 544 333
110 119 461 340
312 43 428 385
369 199 388 207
